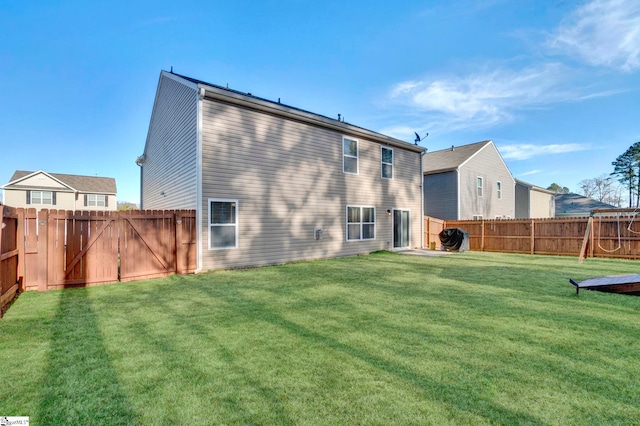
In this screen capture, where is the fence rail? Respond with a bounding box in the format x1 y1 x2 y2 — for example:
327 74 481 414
424 215 640 259
1 207 197 315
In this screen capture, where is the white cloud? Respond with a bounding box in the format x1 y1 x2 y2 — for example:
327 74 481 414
518 169 542 177
388 63 578 129
500 143 590 160
547 0 640 72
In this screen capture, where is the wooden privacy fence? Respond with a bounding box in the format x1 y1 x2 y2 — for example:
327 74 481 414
424 215 640 260
0 207 196 311
1 205 20 316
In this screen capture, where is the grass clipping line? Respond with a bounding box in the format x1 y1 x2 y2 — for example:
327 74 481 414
1 251 640 425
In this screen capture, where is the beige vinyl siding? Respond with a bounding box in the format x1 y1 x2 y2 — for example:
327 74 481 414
141 74 198 210
423 171 458 220
2 189 116 211
199 99 422 270
530 189 555 218
17 174 68 189
459 145 515 219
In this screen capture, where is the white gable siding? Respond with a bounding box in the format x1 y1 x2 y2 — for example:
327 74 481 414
141 74 198 210
459 145 515 219
199 98 422 270
17 173 67 189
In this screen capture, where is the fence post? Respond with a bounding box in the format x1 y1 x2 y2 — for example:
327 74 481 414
530 219 535 255
37 209 49 291
481 220 485 251
175 210 182 274
17 208 25 291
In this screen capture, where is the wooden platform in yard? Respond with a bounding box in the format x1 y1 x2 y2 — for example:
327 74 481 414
569 275 640 296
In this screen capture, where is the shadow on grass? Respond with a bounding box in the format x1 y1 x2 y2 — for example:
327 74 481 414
181 277 548 425
37 288 135 425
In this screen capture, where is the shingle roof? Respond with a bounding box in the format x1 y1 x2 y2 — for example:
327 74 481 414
422 140 492 174
555 193 616 216
8 171 117 194
169 71 425 153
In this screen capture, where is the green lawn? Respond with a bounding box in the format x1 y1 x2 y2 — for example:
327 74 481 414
2 251 640 425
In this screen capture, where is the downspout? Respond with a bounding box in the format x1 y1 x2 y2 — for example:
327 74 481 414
195 87 205 273
420 149 427 249
135 155 145 209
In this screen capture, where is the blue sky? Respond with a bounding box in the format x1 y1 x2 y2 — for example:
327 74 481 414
1 0 639 204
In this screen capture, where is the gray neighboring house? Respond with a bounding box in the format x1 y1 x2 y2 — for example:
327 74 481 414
2 170 117 211
139 70 425 272
515 179 555 219
423 140 515 220
555 193 617 217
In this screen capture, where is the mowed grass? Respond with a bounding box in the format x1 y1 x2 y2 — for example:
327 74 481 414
2 251 640 425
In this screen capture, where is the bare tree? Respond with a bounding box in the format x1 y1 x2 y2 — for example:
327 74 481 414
577 174 624 206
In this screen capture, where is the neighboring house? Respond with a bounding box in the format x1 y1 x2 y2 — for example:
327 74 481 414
555 193 617 217
515 179 555 219
422 140 515 220
2 170 117 211
139 71 425 272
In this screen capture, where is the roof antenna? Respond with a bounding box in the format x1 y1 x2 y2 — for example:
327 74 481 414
170 66 173 73
338 113 341 122
414 132 429 145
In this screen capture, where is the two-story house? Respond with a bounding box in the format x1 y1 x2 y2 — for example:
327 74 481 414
139 71 425 272
423 141 515 220
2 170 117 211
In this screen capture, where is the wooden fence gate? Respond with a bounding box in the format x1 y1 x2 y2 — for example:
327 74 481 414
2 208 196 296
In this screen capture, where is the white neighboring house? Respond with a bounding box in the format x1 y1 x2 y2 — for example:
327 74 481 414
2 170 117 211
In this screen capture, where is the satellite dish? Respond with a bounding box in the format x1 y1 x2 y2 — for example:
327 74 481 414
414 132 429 145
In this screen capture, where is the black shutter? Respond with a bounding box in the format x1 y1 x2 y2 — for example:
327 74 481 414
26 191 31 204
84 194 88 206
105 196 108 208
52 192 56 205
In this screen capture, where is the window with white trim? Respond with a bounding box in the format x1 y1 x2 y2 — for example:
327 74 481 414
86 194 107 207
209 199 238 249
343 137 358 174
28 190 54 205
477 177 484 197
497 181 502 199
381 146 393 179
472 215 483 221
346 206 375 241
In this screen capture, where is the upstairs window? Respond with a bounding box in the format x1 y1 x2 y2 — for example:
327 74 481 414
381 146 393 179
343 137 358 174
477 177 484 197
86 194 107 207
209 199 238 249
347 206 375 241
27 190 55 205
497 181 502 199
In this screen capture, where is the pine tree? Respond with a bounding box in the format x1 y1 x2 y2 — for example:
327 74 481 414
611 142 640 207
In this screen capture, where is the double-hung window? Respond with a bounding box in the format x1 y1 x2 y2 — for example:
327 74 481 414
28 190 54 205
381 146 393 179
346 206 375 241
477 177 484 197
86 194 107 207
343 137 358 174
209 199 238 249
497 181 502 199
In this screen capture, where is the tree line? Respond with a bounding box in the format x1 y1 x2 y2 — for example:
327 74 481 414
546 141 640 208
